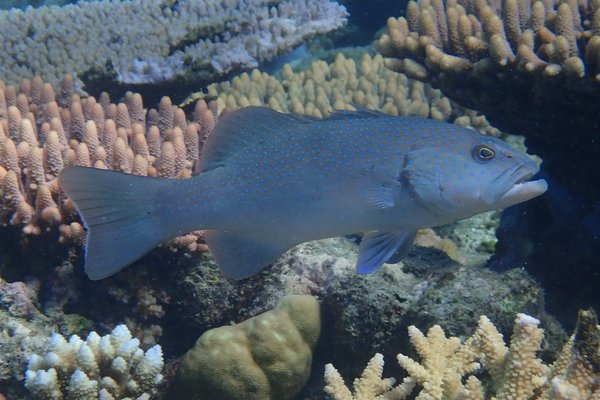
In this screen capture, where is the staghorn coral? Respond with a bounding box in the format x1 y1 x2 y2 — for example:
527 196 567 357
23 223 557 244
324 353 415 400
324 310 600 400
0 0 347 88
24 324 164 400
191 52 501 136
0 75 217 250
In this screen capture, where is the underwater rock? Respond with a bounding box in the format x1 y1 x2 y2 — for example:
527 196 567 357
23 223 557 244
171 294 320 400
0 278 49 385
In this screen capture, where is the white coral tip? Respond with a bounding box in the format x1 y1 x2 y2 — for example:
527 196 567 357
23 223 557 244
516 313 540 326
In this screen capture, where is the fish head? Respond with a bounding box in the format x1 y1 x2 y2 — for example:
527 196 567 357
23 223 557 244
403 135 548 220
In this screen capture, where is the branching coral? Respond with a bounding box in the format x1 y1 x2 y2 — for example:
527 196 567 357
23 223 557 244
193 52 501 136
0 75 216 250
376 0 600 142
324 310 600 399
378 0 600 85
0 0 347 87
24 324 164 400
324 353 415 400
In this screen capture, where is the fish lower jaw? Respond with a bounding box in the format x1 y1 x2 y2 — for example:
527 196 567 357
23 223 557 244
496 178 548 209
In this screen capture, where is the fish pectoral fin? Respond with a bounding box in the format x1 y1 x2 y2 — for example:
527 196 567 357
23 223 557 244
359 167 403 210
356 229 416 274
205 231 290 280
360 182 397 209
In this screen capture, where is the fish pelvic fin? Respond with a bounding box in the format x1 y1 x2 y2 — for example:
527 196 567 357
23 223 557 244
59 166 174 280
356 229 416 274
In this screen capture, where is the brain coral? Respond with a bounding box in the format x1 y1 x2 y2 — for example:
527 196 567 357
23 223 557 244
171 294 321 400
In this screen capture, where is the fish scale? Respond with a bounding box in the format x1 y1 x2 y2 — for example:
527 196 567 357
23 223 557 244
59 107 547 281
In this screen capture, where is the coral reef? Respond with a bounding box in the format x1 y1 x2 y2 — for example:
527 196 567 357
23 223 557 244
0 0 347 88
0 60 556 400
193 52 501 135
171 294 320 400
324 310 600 399
165 234 563 381
24 324 164 399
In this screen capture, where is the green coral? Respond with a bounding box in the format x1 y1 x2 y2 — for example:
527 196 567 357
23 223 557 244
171 295 321 400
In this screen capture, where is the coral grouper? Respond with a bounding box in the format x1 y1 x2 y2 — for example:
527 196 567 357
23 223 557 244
59 107 547 280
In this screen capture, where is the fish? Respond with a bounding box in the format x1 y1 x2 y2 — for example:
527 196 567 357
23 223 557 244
58 107 548 280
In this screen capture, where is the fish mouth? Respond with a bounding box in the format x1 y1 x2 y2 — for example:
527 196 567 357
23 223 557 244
493 167 548 209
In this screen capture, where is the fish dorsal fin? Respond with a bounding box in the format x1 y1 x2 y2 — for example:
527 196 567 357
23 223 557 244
328 107 387 120
204 230 292 280
199 106 387 172
198 107 315 172
356 229 416 274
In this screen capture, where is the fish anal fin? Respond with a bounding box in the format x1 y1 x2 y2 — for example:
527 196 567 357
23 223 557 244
204 231 291 280
356 229 416 274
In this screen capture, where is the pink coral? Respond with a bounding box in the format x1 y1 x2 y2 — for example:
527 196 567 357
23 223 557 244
0 75 218 251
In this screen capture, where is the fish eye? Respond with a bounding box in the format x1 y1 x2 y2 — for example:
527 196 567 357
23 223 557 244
473 143 496 162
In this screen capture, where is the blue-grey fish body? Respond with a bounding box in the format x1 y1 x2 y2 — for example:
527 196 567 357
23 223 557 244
59 107 547 280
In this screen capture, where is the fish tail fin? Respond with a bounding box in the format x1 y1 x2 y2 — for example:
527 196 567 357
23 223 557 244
59 166 175 280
